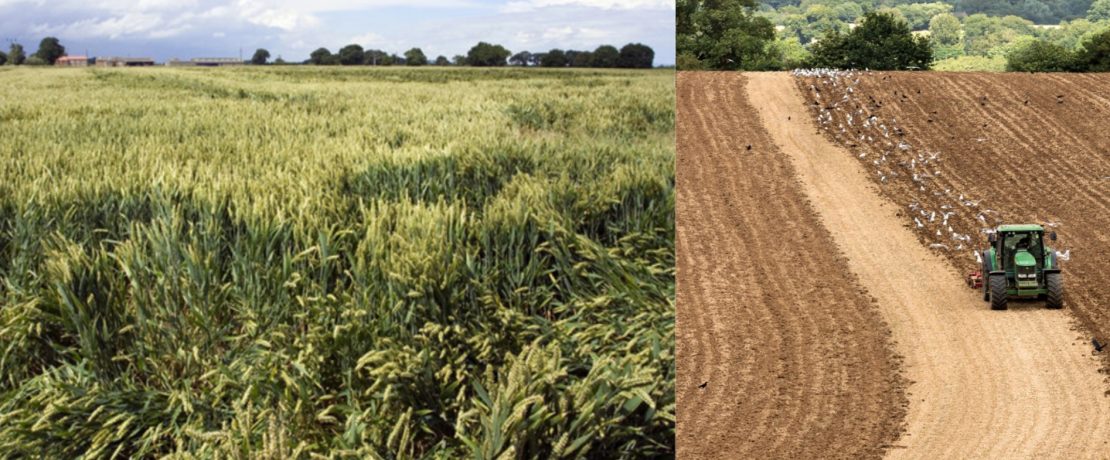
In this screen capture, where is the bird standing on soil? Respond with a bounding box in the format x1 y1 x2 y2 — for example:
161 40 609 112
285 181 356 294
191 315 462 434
698 381 708 389
746 144 752 151
1094 339 1105 353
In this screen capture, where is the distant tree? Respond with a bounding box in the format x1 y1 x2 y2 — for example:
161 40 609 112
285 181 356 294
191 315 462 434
510 51 532 66
434 55 450 65
591 45 619 67
571 50 593 67
8 43 25 65
309 47 333 65
364 49 390 65
452 55 467 65
930 13 964 60
251 48 270 65
24 56 47 66
528 53 545 66
338 44 365 65
1078 28 1110 70
1090 0 1110 21
466 42 511 66
677 0 775 70
767 37 810 69
809 12 932 70
390 54 406 65
1006 40 1079 71
618 43 654 68
33 37 65 64
895 2 953 30
404 48 428 66
0 51 6 66
963 14 1036 57
540 49 568 67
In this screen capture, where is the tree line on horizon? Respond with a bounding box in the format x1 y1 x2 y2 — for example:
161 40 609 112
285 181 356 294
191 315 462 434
0 37 656 69
677 0 1110 72
302 42 656 68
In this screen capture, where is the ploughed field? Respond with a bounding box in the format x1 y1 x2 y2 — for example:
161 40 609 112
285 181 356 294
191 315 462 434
797 71 1110 373
0 67 674 457
676 72 905 459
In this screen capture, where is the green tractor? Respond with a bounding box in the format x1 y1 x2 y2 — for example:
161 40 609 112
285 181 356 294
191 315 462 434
977 224 1063 310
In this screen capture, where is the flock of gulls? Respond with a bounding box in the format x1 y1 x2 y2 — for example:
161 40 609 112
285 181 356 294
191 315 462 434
791 68 1069 263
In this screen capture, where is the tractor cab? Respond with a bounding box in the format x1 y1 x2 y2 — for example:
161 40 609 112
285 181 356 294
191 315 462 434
980 224 1063 310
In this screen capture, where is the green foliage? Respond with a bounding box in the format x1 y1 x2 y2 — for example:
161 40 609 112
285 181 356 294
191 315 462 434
677 0 779 70
895 2 954 30
929 12 963 46
592 45 620 67
1078 28 1110 69
1089 0 1110 21
33 37 65 65
0 66 675 458
467 42 512 67
617 43 655 68
955 0 1091 24
570 51 593 67
8 43 25 65
0 51 5 66
404 48 428 66
338 44 365 65
24 56 47 66
365 50 392 66
809 12 933 69
767 36 811 68
435 55 451 66
541 49 569 67
309 48 336 65
963 14 1036 57
1005 39 1080 70
932 54 1008 70
251 48 271 65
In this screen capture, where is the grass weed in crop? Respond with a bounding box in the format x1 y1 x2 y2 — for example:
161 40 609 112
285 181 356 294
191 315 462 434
0 66 674 458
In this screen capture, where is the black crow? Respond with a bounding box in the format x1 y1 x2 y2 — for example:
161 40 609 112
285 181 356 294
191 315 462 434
698 381 708 389
1094 338 1105 353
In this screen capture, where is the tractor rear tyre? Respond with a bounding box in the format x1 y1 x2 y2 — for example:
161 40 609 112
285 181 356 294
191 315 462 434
981 252 991 302
1046 272 1064 309
989 275 1008 311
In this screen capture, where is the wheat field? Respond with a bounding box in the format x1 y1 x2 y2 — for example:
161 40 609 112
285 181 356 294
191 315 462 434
0 66 674 458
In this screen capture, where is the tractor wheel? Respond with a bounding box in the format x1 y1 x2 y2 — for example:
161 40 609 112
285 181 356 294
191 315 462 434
989 275 1008 311
1046 272 1064 309
981 252 991 302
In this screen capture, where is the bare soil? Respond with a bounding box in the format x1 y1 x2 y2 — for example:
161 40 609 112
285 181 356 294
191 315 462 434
676 72 906 459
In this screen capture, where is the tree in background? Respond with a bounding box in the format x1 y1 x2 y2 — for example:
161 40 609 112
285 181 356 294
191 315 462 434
390 54 406 65
466 42 511 66
540 49 568 67
338 44 365 65
591 45 619 67
571 51 593 67
1090 0 1110 21
930 13 965 59
962 14 1035 57
309 48 335 65
1078 28 1110 70
509 51 532 66
452 55 467 65
364 50 391 65
618 43 654 68
274 56 287 65
33 37 65 65
767 37 810 69
809 12 933 70
434 55 450 65
251 48 270 65
676 0 777 70
8 43 25 65
0 51 6 66
404 48 428 66
895 2 954 30
1006 40 1079 70
24 56 47 65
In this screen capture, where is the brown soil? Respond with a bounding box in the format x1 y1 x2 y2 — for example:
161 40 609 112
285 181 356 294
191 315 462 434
676 71 906 459
796 71 1110 379
771 71 1110 457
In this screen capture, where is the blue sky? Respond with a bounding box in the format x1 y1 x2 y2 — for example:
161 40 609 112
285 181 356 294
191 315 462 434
0 0 674 64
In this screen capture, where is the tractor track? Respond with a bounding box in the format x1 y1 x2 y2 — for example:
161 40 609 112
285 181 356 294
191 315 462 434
676 72 905 459
746 72 1110 458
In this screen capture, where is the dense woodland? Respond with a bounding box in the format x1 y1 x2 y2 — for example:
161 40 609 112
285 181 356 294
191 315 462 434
678 0 1110 71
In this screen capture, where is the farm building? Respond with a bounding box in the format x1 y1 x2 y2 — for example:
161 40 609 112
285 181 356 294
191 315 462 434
96 57 155 67
55 56 92 67
191 58 245 67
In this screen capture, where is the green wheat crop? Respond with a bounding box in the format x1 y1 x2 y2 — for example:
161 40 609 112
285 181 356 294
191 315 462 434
0 66 674 458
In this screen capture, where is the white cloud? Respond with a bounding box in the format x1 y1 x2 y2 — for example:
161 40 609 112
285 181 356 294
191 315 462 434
502 0 671 13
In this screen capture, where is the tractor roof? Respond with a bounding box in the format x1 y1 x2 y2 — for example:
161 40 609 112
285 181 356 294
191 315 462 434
997 224 1044 232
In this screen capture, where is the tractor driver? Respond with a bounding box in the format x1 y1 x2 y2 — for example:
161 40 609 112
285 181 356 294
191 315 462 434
1014 234 1031 251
